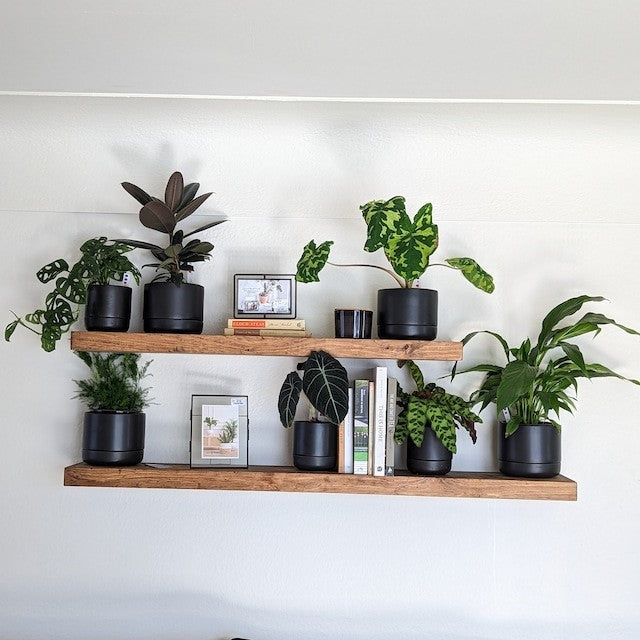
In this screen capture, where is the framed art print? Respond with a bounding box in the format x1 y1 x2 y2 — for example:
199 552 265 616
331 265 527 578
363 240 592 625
233 274 297 318
190 395 249 468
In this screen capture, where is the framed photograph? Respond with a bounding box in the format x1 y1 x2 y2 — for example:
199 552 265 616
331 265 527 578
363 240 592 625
190 395 249 468
233 274 297 319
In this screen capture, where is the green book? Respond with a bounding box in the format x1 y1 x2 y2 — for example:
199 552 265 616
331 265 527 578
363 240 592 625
353 380 370 475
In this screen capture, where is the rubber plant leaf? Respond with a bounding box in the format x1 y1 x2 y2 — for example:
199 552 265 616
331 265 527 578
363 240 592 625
445 258 495 293
301 350 349 425
537 295 605 348
37 259 69 284
114 239 164 253
360 196 411 252
175 192 212 222
178 182 200 210
278 371 302 428
164 171 184 211
406 395 428 446
296 240 334 283
121 182 154 206
139 201 176 234
183 219 226 238
425 402 456 453
496 360 537 412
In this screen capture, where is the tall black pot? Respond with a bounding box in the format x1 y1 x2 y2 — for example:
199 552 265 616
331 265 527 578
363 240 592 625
293 421 337 471
377 288 438 340
498 422 561 478
82 411 145 466
143 282 204 334
406 422 452 475
84 284 132 332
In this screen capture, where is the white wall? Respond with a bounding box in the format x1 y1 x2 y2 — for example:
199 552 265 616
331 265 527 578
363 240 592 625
1 95 639 639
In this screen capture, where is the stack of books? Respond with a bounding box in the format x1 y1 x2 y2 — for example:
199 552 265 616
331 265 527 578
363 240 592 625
337 366 398 476
223 318 311 337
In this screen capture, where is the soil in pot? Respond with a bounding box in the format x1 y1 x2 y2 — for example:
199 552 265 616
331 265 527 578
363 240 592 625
377 288 438 340
82 411 145 466
84 284 132 332
407 422 452 475
143 282 204 334
293 421 337 471
498 422 561 478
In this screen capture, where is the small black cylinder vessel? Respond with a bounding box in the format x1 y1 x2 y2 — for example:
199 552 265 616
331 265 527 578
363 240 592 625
143 282 204 334
498 422 561 478
84 284 132 332
293 421 337 471
82 411 145 466
377 288 438 340
406 422 453 475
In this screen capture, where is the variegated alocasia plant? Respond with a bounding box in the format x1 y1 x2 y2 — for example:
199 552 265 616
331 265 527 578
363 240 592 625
450 295 640 436
296 196 494 291
394 360 481 453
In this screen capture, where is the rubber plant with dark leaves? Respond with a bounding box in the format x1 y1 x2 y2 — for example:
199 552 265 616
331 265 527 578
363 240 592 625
450 295 640 435
295 196 494 292
278 350 349 428
393 359 481 453
118 171 225 284
5 238 140 352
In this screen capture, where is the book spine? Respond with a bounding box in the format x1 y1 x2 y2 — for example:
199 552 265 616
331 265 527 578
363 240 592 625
385 377 397 476
373 366 388 477
228 319 305 329
344 387 354 474
353 380 369 475
367 380 375 475
224 328 311 337
337 419 345 473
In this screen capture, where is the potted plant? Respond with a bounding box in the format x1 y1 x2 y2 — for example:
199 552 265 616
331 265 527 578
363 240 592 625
278 350 349 471
74 351 152 466
394 359 481 475
5 237 140 352
451 295 640 477
118 171 225 333
295 196 494 340
218 419 239 450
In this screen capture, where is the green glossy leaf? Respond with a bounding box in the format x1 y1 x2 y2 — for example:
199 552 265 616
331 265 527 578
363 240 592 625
496 361 537 412
560 343 588 375
301 350 349 424
504 415 522 436
425 403 456 453
139 201 176 234
278 372 303 428
537 295 605 347
4 319 19 341
445 258 495 293
406 396 428 447
54 274 86 304
450 330 510 379
384 219 438 283
296 240 334 283
394 409 409 444
398 359 424 391
37 259 69 284
41 324 62 352
360 196 411 252
165 171 184 211
577 312 640 336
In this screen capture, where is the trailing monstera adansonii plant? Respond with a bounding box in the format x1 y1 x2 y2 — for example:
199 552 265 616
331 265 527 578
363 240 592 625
393 359 481 453
278 350 349 428
295 196 494 291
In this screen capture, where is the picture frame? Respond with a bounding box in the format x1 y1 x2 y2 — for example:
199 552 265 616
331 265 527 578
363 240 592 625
190 395 249 468
233 274 297 319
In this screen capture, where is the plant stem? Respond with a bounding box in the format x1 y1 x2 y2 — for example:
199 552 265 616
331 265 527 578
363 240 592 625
327 261 406 287
428 263 457 270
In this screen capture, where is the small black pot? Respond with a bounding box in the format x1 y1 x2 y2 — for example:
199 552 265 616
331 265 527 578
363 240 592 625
407 422 452 475
82 411 145 466
377 288 438 340
293 421 337 471
498 422 561 478
143 282 204 334
84 284 132 332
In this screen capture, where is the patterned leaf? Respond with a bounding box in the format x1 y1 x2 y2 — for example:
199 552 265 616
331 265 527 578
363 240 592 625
278 372 302 428
296 240 334 283
394 408 409 444
406 396 428 447
425 403 457 453
384 214 438 283
360 196 411 252
4 319 18 342
139 201 176 234
445 257 495 293
398 359 424 391
301 350 349 424
37 259 69 284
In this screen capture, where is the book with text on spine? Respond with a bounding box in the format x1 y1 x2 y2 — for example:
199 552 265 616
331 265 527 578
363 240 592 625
385 377 398 476
228 318 305 329
343 387 354 474
372 366 388 477
223 328 312 337
367 380 375 475
353 380 370 475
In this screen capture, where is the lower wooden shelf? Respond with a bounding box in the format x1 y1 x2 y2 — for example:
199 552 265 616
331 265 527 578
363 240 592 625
64 463 577 501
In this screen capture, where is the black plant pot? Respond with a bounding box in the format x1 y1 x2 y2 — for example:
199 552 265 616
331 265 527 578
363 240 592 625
498 422 561 478
84 284 132 332
143 282 204 334
377 288 438 340
82 411 145 466
407 422 452 475
293 421 337 471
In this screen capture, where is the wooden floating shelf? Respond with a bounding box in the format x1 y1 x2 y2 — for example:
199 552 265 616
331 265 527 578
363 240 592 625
70 332 463 361
64 464 577 501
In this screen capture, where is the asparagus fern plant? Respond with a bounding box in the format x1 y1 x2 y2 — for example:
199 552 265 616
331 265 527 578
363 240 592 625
296 196 494 292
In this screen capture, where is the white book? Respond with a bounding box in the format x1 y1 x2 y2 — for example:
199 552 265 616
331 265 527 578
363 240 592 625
372 366 388 477
385 377 398 476
344 387 354 474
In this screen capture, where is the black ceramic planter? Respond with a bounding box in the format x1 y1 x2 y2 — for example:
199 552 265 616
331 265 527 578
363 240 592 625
143 282 204 334
82 411 145 466
498 422 561 478
377 288 438 340
406 422 452 475
84 284 132 332
293 421 337 471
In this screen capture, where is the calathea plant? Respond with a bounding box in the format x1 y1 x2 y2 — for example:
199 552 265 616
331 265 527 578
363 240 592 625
119 171 225 285
296 196 494 291
5 237 140 352
394 359 481 453
451 295 640 435
278 350 349 427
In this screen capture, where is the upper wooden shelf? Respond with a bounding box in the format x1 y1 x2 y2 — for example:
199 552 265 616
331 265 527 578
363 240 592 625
64 463 577 501
70 332 462 361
